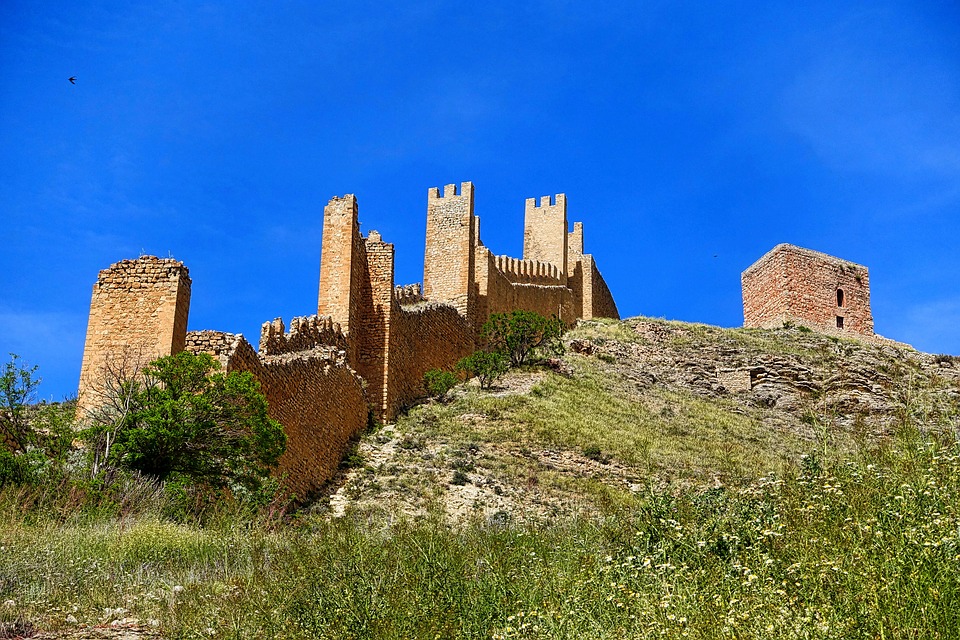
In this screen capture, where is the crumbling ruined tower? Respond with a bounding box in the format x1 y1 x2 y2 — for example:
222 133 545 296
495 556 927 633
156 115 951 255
77 257 191 415
742 243 874 336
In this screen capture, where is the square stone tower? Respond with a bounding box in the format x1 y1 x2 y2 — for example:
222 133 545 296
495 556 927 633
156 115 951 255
742 244 873 336
423 182 476 318
77 256 191 416
524 194 568 278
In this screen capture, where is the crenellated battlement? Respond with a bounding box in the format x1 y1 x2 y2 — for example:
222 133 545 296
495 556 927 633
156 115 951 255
259 314 347 356
394 283 425 306
428 182 474 200
527 193 567 210
494 255 564 285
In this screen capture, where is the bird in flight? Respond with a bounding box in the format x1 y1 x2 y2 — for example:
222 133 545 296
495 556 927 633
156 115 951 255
68 76 76 84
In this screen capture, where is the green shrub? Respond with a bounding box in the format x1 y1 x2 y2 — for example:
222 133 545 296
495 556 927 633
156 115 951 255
0 353 40 453
423 369 457 400
0 448 44 485
94 351 286 493
456 350 509 390
482 310 564 366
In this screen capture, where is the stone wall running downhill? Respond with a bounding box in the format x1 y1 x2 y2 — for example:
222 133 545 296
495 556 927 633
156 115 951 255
585 257 619 320
78 181 621 493
388 303 473 415
185 329 367 500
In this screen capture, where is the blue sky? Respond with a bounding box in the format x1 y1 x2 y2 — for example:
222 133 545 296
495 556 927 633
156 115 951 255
2 1 959 400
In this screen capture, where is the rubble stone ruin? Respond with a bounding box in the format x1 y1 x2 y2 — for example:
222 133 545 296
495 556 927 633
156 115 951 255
76 182 619 497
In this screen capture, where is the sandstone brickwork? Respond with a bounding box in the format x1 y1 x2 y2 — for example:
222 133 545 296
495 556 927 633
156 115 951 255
185 329 366 499
78 181 620 494
566 225 619 320
423 183 476 318
742 244 874 337
524 194 569 278
77 257 191 415
259 315 347 356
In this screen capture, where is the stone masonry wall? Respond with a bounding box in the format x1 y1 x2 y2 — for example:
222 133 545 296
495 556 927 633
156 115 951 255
259 314 347 356
564 220 619 321
258 352 367 499
587 258 619 320
186 330 367 499
388 302 473 415
317 195 358 332
742 244 873 336
77 257 191 416
355 231 395 418
740 250 791 329
524 194 568 278
474 246 576 326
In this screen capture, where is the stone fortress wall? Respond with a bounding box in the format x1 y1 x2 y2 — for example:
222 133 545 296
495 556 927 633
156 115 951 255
77 182 619 497
742 243 875 337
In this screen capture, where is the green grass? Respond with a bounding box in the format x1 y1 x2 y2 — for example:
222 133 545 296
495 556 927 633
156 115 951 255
1 427 959 638
3 318 958 637
400 357 815 488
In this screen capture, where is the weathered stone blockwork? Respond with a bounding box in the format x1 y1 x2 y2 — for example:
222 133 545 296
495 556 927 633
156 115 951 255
78 181 620 494
424 183 476 318
524 194 568 278
185 329 366 499
474 247 575 324
566 224 619 320
742 244 874 336
77 257 191 415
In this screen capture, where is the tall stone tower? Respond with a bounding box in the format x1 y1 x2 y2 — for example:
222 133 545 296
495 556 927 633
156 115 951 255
423 182 476 319
742 244 873 336
524 194 568 278
318 194 362 335
77 256 191 416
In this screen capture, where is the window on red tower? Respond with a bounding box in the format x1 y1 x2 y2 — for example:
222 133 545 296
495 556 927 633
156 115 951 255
837 289 845 307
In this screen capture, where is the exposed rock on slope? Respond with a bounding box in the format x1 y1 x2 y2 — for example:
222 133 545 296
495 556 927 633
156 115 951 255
323 318 960 524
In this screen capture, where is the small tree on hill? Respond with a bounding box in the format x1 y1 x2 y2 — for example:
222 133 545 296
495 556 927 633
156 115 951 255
99 351 286 491
424 369 457 401
456 350 508 390
0 354 40 453
482 311 565 367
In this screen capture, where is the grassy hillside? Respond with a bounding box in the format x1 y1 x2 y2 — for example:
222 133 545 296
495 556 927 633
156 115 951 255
2 317 959 639
330 317 959 523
